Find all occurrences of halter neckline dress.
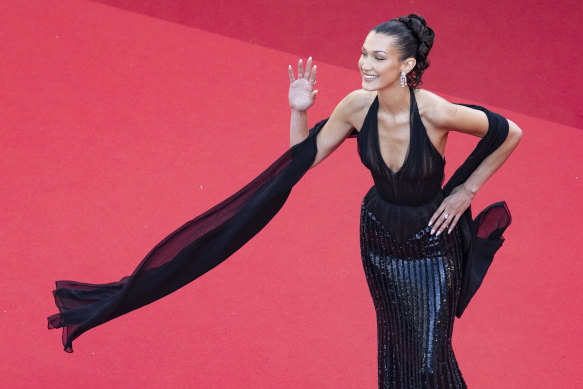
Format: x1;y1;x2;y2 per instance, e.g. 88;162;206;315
357;87;467;388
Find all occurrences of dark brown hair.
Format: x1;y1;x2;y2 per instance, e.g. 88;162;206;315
372;14;435;88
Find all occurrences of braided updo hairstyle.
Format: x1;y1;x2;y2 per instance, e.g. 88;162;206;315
372;14;435;88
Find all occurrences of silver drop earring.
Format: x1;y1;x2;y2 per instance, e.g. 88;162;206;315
400;71;407;87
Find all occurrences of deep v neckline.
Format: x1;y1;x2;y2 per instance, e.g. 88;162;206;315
373;88;415;175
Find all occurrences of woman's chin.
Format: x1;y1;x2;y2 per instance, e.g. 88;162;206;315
361;81;378;91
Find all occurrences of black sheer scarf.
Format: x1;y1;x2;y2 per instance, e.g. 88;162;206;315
444;105;512;318
48;105;510;352
48;119;326;352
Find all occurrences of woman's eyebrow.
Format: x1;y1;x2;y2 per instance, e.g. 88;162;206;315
362;46;387;54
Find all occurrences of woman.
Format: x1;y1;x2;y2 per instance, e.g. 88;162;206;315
287;14;522;388
48;13;520;389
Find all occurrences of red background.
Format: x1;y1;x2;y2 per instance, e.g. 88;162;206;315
1;1;582;388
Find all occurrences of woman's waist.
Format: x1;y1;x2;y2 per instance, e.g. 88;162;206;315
370;177;443;206
361;186;445;244
364;186;443;212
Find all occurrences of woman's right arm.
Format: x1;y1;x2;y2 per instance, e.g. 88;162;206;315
288;58;357;168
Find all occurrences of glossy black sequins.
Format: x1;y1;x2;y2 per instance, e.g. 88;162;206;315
360;203;467;389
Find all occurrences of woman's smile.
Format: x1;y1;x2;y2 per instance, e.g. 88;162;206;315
362;74;380;81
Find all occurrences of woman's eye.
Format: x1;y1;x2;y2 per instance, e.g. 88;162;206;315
375;57;385;61
361;52;367;57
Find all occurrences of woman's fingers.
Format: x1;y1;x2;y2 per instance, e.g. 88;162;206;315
304;57;314;81
435;213;452;236
289;58;316;84
288;57;317;111
304;57;312;79
429;201;455;236
288;65;295;83
309;65;317;85
298;59;304;78
448;213;462;234
428;204;445;228
431;213;446;235
432;212;454;236
430;207;464;236
428;186;472;236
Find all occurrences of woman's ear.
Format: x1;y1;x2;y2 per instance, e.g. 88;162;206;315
402;58;416;74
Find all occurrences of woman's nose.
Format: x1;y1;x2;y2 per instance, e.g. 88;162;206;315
362;57;372;70
360;58;372;70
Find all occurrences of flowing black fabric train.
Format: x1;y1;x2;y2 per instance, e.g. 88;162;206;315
48;91;510;354
47;119;325;352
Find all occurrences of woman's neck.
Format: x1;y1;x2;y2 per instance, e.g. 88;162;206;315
377;84;411;116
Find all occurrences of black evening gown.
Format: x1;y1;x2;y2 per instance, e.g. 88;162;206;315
357;89;466;388
48;86;510;389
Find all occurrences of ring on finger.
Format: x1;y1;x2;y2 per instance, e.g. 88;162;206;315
442;212;449;219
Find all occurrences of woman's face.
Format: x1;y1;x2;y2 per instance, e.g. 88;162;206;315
358;32;408;91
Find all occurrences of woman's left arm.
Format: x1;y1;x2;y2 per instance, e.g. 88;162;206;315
428;102;523;236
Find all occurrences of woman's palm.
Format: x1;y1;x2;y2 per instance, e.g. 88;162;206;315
288;57;317;111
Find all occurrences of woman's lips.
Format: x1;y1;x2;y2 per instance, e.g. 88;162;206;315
362;74;379;81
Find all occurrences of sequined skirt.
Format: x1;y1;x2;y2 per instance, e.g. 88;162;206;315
360;187;467;389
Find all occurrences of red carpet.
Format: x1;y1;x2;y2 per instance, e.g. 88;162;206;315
1;1;581;388
88;0;583;130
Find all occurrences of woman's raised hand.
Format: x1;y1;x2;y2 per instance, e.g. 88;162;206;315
288;57;318;112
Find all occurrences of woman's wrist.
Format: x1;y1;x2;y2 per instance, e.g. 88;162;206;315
291;107;308;115
290;109;308;124
461;182;478;198
290;108;309;146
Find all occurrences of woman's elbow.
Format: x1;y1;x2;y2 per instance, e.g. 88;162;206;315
508;119;523;146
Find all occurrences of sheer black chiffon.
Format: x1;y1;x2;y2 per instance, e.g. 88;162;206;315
48;119;326;352
48;100;510;354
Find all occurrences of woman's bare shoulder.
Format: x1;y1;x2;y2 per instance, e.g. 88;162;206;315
414;89;456;129
415;88;489;136
342;89;376;109
336;89;376;130
415;89;451;113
